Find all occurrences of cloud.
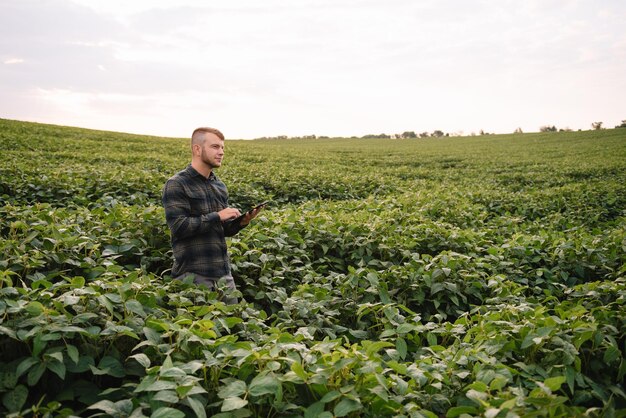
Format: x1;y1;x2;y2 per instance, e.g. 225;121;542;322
3;58;24;64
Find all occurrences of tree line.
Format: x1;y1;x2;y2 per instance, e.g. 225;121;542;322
254;119;626;140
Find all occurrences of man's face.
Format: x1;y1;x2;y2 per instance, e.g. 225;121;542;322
199;133;225;169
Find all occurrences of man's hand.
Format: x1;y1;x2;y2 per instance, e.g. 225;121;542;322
239;206;264;226
218;207;242;222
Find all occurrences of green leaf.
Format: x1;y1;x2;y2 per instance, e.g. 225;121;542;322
218;380;247;399
334;398;362;417
46;351;64;363
447;406;479;417
61;293;81;306
565;366;576;394
396;323;417;334
153;390;179;403
466;389;488;406
544;376;566;392
521;333;537;349
58;325;87;334
97;295;114;314
67;355;94;373
379;285;391;304
71;276;85;288
125;299;147;317
248;373;280;397
33;334;47;357
396;337;407;360
221;396;248;412
25;301;44;316
140;380;177;392
160;367;187;378
129;353;151;368
16;357;39;378
319;390;341;404
151;407;186;418
2;385;28;412
27;362;46;386
362;340;394;356
90;356;125;378
66;344;79;364
0;371;17;390
185;396;207;418
468;381;489;392
0;325;17;339
47;359;66;380
431;269;445;280
603;345;621;364
489;375;508;391
88;400;117;415
305;401;325;418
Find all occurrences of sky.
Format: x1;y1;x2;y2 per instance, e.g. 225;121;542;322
1;0;625;139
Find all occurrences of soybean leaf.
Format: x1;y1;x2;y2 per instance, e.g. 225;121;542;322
16;357;39;378
334;398;362;417
221;397;248;412
544;376;566;392
218;380;247;399
153;390;178;403
184;396;207;418
248;373;280;397
27;362;46;386
151;407;186;418
2;385;28;412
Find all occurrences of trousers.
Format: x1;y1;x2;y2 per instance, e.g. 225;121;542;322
174;272;238;305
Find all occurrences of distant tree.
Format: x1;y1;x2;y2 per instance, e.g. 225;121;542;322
362;133;391;139
591;121;603;130
432;130;444;138
540;125;557;132
514;127;523;134
401;131;417;139
479;129;485;135
419;132;430;138
615;120;626;128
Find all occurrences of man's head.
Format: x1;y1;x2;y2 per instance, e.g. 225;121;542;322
192;127;224;144
191;127;225;174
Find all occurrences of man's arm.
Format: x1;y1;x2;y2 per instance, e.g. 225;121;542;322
162;179;219;240
222;206;263;237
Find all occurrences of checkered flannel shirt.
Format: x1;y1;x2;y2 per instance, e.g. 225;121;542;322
162;165;245;278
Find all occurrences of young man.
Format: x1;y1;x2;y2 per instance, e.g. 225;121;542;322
162;127;262;303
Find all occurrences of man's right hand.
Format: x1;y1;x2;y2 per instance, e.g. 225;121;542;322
218;207;242;222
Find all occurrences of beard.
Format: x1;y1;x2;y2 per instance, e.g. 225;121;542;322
201;148;221;168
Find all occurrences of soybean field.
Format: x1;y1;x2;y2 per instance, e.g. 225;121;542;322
1;118;625;417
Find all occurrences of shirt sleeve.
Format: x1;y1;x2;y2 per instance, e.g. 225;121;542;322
162;178;220;240
223;217;247;237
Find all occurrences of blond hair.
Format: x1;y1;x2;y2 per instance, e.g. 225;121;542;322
191;127;225;146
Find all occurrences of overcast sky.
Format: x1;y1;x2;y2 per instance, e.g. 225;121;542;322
1;0;625;139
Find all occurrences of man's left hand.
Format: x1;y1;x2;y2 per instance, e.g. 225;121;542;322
239;206;263;226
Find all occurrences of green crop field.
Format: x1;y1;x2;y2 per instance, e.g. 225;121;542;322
1;118;625;417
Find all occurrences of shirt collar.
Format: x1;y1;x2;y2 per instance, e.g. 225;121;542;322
186;164;216;181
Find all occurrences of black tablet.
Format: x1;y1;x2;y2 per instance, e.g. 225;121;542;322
228;201;270;225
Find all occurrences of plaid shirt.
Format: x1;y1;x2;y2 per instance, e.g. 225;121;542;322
162;165;245;278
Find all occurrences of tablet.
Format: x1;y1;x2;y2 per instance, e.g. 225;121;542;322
228;201;270;225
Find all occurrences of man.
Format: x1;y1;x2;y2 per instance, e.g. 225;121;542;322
162;127;262;303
